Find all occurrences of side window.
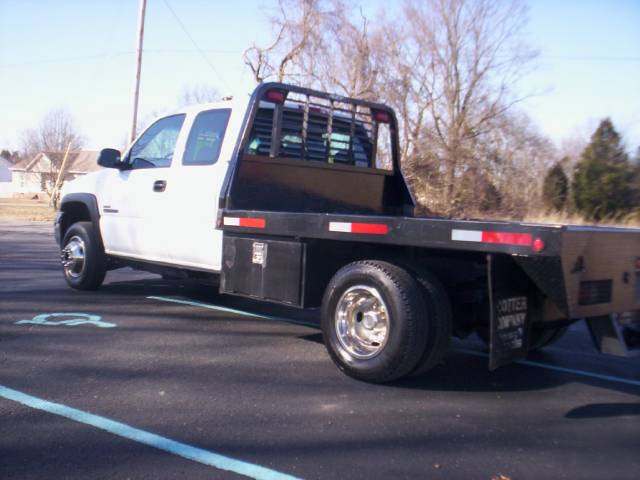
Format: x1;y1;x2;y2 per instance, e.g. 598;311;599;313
128;114;185;169
183;109;231;166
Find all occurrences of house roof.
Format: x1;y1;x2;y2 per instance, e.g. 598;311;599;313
10;156;31;169
11;151;101;174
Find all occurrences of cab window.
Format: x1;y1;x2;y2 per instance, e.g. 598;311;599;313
128;114;185;169
183;109;231;166
246;105;377;168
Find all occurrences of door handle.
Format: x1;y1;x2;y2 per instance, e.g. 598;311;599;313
153;180;167;192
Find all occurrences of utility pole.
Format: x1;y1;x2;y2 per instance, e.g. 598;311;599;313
130;0;147;143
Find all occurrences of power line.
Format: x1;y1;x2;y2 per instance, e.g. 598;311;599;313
0;51;134;69
0;48;244;70
542;55;640;62
145;48;243;55
160;0;231;91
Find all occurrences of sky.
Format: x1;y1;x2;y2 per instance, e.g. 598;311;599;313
0;0;639;155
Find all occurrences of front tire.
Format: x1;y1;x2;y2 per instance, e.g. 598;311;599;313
61;221;106;290
321;260;428;383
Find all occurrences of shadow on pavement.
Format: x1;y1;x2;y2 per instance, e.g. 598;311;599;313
39;276;640;397
565;402;640;419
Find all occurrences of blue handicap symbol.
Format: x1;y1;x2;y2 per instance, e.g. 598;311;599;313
16;313;116;328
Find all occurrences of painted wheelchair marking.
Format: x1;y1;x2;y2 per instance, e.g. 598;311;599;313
15;313;116;328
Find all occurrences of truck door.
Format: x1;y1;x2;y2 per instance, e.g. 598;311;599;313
163;108;232;271
99;114;186;261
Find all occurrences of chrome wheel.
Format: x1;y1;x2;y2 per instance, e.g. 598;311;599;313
61;235;86;279
335;285;390;359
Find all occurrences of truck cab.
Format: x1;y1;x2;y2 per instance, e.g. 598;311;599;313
61;99;245;272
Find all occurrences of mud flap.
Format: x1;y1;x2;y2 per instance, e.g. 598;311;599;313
487;254;536;370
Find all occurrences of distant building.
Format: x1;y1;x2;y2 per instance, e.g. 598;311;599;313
0;156;13;197
10;151;101;196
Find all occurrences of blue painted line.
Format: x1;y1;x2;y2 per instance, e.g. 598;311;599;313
147;296;318;328
0;385;301;480
452;348;640;388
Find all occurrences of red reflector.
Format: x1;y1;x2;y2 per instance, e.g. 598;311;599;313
481;231;532;246
373;111;391;123
532;237;545;252
350;223;389;235
265;89;286;103
239;217;266;228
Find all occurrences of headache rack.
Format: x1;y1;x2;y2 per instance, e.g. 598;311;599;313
221;82;414;216
241;84;397;170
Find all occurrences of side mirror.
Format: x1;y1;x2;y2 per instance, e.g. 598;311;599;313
97;148;123;169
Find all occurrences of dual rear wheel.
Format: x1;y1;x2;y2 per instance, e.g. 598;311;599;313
321;260;451;383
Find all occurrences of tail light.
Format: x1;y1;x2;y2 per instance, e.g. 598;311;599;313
373;110;391;123
264;89;286;103
532;237;545;252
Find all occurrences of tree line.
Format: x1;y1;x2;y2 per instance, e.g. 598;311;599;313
4;0;638;224
543;119;640;222
243;0;639;223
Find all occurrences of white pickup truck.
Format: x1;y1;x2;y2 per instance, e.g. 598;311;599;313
56;83;640;383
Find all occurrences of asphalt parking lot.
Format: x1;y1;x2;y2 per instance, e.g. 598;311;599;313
1;220;639;480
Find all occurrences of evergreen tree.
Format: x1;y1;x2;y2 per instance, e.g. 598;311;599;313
572;119;635;221
542;160;569;211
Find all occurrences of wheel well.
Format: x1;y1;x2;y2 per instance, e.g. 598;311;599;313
303;240;491;336
304;240;483;303
60;201;92;241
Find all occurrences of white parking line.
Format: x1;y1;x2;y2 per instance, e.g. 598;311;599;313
0;385;300;480
452;348;640;388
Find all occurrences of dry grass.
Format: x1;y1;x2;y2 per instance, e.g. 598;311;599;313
1;196;638;230
416;201;640;229
0;197;56;222
523;211;640;228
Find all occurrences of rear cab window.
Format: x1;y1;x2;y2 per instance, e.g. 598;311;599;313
245;93;393;171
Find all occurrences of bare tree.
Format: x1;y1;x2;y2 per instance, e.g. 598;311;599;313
245;0;542;218
384;0;539;215
248;0;382;100
20;109;84;198
21;108;84;159
243;0;323;83
178;83;220;107
243;31;282;83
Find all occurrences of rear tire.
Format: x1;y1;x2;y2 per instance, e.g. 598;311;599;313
528;326;568;351
61;221;106;290
410;270;452;376
321;260;428;383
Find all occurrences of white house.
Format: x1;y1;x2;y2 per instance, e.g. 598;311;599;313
0;156;13;197
10;151;101;196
